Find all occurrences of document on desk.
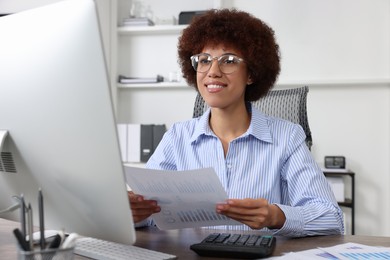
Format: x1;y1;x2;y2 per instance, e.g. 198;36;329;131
272;242;390;259
124;166;240;230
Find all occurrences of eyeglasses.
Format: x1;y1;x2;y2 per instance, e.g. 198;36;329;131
190;53;245;74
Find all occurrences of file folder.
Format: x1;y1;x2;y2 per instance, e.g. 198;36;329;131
152;124;166;152
140;124;153;162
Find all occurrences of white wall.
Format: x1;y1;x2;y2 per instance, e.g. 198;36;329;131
309;84;390;235
231;0;390;82
3;0;390;236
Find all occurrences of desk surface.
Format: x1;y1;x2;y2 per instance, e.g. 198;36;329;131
1;218;390;259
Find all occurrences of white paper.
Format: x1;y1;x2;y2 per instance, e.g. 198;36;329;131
319;242;390;260
273;242;390;259
268;249;331;259
124;166;240;230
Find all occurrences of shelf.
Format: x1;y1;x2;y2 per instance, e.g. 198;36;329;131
338;198;353;208
276;78;390;88
124;162;146;168
322;169;354;176
117;78;390;90
118;79;390;90
117;25;187;36
117;82;188;89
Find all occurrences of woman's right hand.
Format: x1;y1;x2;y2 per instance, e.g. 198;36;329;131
128;191;161;223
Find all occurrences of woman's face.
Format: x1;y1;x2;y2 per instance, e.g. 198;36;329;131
196;44;252;111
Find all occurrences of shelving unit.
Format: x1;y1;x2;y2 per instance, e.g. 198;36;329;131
117;82;188;89
323;170;355;235
111;3;196;126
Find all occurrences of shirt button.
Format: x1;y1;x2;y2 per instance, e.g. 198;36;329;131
226;164;232;169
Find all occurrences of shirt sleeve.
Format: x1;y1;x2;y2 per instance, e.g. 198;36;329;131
271;125;345;237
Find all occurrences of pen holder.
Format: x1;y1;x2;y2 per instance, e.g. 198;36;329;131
17;246;75;260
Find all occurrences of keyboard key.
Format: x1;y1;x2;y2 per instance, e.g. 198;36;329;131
75;237;177;260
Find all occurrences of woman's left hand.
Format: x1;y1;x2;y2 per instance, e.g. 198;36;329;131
216;198;286;230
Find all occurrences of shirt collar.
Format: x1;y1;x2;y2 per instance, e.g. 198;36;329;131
248;105;273;144
190;103;273;144
190;108;214;143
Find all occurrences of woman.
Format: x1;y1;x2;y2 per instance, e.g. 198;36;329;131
129;9;344;237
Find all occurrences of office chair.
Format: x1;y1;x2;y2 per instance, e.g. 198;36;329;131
192;86;313;149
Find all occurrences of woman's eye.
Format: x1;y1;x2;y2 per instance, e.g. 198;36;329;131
222;56;237;64
199;58;211;64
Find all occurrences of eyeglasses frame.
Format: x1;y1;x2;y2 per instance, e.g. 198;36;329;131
190;53;245;74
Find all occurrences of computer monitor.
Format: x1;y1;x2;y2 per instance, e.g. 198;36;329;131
0;0;136;245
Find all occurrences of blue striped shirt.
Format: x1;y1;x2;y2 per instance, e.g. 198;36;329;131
146;104;344;237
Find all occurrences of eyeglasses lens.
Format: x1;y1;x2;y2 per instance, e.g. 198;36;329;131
191;54;242;74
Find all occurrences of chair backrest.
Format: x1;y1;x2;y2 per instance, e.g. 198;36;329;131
192;86;313;149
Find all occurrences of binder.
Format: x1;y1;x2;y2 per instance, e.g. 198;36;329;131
119;123;167;163
152;124;166;152
140;124;153;162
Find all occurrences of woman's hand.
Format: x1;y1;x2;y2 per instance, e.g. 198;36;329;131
128;191;161;223
216;198;286;230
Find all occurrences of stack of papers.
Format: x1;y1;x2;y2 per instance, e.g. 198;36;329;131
122;17;154;26
124;167;240;230
272;242;390;259
118;75;164;84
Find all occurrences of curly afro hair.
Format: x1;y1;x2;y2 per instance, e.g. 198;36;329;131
178;9;281;101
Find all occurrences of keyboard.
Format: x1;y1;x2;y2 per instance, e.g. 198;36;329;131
190;232;276;259
75;237;177;260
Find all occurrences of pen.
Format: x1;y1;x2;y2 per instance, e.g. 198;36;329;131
13;228;30;251
39;188;45;250
20;194;26;240
27;203;33;251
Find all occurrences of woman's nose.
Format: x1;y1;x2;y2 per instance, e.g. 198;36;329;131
207;59;222;77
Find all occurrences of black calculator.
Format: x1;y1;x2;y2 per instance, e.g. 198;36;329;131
190;232;276;259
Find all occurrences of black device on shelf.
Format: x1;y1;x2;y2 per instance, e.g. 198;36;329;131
190;232;276;259
324;156;346;169
178;11;207;24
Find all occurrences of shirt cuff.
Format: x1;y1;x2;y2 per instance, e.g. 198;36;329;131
271;204;305;237
134;218;152;228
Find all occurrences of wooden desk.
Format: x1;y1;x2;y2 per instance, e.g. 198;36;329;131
1;218;390;259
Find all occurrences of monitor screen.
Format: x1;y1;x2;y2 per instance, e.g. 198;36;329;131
0;0;136;245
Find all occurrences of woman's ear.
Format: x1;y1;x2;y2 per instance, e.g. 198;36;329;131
247;75;253;85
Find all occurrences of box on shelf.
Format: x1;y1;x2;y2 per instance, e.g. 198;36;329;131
326;176;345;202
